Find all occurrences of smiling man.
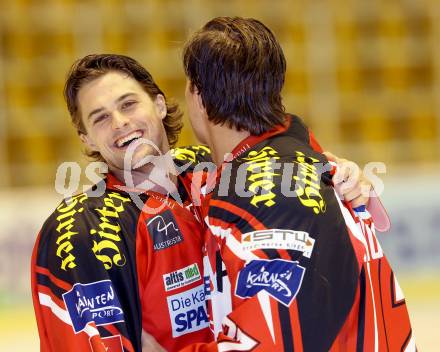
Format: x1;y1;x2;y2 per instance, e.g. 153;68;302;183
69;62;178;192
31;54;213;351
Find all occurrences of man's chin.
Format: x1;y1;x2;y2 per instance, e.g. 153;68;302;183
132;158;151;170
131;153;157;171
125;146;158;170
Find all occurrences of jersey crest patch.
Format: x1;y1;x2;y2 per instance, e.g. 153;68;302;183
235;259;305;306
146;210;183;251
63;280;124;333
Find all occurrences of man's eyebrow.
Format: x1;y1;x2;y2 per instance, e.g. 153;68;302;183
87;93;138;120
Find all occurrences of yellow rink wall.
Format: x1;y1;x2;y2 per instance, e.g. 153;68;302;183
1;0;440;350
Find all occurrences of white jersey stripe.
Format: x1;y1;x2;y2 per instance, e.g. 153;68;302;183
38;292;99;337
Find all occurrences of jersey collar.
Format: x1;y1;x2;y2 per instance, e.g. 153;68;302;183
229;117;291;161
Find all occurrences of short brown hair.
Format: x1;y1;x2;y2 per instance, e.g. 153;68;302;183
183;17;286;135
64;54;183;160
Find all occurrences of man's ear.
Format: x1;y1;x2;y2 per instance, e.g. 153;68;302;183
195;89;205;111
154;94;167;120
79;133;98;152
190;85;206;113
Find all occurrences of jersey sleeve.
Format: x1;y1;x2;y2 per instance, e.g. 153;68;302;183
31;193;140;352
287;114;391;230
331;204;414;351
283;114;323;153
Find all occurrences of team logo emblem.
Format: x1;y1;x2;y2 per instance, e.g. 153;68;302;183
146;210;183;251
63;280;124;333
236;259;305;306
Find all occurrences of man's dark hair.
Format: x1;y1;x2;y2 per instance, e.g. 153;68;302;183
183;17;286;135
64;54;183;160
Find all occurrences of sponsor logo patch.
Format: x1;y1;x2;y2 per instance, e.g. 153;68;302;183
163;263;201;292
241;229;315;258
89;335;123;352
236;259;305;306
166;284;209;337
146;210;183;251
63;280;124;333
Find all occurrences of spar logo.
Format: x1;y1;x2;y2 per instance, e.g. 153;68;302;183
163;263;201;292
63;280;124;333
166;284;209;337
236;259;305;306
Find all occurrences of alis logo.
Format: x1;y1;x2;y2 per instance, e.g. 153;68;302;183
166;271;184;286
63;280;124;333
163;263;201;292
236;259;305;306
146;210;183;251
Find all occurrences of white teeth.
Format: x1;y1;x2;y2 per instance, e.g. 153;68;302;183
116;131;142;148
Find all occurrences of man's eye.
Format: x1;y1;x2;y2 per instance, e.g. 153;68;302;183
121;100;137;110
94;114;109;124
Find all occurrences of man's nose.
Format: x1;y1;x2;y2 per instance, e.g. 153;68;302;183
111;111;129;129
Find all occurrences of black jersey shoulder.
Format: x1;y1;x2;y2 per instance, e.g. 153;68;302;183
36;184;143;349
37;184;143;275
172;145;212;167
210;131;330;233
283;114;311;145
172;145;215;191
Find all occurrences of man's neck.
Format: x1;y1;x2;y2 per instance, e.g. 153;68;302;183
110;153;178;195
206;123;250;166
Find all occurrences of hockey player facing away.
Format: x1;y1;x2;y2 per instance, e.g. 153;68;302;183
32;54;382;351
31;54;214;352
178;17;415;351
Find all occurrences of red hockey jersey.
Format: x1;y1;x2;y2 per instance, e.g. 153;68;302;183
180;116;414;351
31;173;212;351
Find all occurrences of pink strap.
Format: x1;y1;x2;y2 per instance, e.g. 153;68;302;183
367;191;391;232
